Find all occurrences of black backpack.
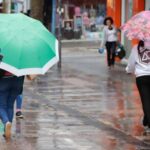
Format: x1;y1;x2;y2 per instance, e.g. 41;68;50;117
116;43;126;60
0;69;5;78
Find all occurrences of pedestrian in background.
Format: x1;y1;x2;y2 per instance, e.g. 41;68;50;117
126;40;150;134
101;17;118;69
16;95;24;119
15;75;36;119
0;69;24;139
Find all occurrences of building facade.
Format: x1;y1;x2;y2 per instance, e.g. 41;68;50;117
54;0;149;42
107;0;148;55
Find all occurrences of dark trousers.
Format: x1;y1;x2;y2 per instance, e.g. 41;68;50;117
106;42;116;67
136;76;150;127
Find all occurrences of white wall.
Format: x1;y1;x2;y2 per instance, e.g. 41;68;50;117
145;0;150;10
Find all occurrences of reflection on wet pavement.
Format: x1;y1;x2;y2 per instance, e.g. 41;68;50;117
0;48;150;150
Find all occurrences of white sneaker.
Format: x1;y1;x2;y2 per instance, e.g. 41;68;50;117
4;122;12;139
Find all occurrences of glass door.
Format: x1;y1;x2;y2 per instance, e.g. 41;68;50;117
124;0;133;56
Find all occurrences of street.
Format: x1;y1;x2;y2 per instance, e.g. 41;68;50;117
0;46;150;150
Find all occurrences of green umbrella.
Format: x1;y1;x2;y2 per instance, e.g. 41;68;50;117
0;13;59;76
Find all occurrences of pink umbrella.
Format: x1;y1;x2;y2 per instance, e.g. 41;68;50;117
121;11;150;41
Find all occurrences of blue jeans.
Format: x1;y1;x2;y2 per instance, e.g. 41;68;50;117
0;76;24;125
16;95;23;110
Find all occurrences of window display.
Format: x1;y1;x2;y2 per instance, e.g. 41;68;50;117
61;0;106;40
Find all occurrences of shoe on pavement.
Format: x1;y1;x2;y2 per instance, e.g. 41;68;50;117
4;122;12;139
144;127;150;136
16;111;24;119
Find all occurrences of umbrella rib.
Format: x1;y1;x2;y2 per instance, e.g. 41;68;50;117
1;34;19;50
17;38;24;70
30;30;56;53
0;28;14;35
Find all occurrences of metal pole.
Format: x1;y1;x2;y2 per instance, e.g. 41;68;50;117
57;0;62;68
51;0;56;35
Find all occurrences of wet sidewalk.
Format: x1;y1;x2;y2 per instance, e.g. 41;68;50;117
0;47;150;150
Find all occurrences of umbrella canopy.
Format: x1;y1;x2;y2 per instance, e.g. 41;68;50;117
0;13;59;76
121;11;150;40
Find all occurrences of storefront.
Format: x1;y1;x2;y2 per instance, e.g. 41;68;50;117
0;0;31;14
11;0;31;14
0;0;2;13
60;0;106;40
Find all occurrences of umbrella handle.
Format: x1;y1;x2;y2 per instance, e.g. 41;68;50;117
0;54;3;62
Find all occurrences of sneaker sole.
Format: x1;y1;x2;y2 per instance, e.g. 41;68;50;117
16;115;24;119
5;123;11;139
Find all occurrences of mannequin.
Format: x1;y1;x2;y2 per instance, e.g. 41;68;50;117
74;6;82;30
83;12;90;29
89;5;96;18
74;6;81;16
64;3;69;20
89;5;96;32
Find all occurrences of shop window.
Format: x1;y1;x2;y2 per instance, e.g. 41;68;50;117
61;0;106;40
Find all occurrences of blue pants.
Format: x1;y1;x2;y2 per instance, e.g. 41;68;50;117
16;95;23;110
0;76;24;125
